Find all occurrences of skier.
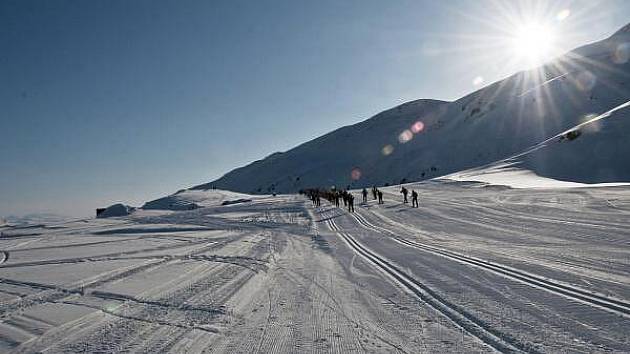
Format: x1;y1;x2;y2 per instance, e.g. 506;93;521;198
334;191;340;207
377;190;384;204
362;188;368;203
348;193;355;213
411;190;419;208
372;186;377;200
401;187;408;204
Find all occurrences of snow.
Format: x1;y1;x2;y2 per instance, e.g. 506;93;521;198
142;189;258;211
446;99;630;188
445;165;630;189
0;185;629;352
2;213;70;226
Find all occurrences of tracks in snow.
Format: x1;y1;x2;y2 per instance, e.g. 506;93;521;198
320;211;531;354
348;210;630;319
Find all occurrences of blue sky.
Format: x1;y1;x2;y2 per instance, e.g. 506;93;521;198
2;0;629;217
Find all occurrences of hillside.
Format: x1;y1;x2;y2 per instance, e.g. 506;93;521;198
195;24;629;194
446;99;630;188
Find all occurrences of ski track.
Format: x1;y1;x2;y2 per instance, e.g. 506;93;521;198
1;191;629;352
15;240;256;353
318;208;531;354
364;191;630;288
0;237;240;352
345;209;630;319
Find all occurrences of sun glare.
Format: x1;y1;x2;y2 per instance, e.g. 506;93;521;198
511;23;556;66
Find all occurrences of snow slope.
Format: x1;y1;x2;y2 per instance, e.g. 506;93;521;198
447;99;630;187
202;24;630;194
195;99;449;193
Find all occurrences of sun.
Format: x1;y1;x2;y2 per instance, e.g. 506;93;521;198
511;22;556;67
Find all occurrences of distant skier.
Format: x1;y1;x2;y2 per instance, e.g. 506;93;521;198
362;188;368;203
411;190;418;208
377;190;384;204
372;186;377;200
334;192;340;207
348;193;355;213
401;187;408;204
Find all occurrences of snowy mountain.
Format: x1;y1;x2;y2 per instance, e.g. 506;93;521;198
194;99;449;193
196;24;630;194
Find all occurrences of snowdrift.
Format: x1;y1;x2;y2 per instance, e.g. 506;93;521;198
97;204;135;218
142;189;257;211
199;24;630;193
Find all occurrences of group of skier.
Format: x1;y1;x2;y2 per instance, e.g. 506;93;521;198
303;188;355;212
302;184;419;211
399;186;419;208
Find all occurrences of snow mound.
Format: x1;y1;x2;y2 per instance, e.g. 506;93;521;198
97;204;135;218
142;189;257;210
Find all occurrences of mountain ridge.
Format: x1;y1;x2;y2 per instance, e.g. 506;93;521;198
171;23;630;198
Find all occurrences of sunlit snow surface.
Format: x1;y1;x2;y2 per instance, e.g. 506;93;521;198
447;165;630;189
0;186;629;353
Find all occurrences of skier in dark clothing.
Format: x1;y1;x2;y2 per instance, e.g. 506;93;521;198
401;187;408;204
372;186;377;200
334;192;340;207
362;188;368;203
342;191;348;207
377;190;384;204
348;193;355;213
411;190;419;208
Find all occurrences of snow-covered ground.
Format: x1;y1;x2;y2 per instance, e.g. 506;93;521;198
445;164;630;189
1;185;628;353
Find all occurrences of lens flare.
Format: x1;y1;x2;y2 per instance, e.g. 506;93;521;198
581;113;601;133
575;71;596;91
411;121;425;134
556;9;570;21
398;129;413;143
104;302;121;312
612;43;630;64
351;167;362;180
382;144;394;156
472;76;484;86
